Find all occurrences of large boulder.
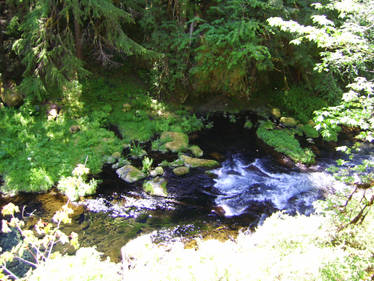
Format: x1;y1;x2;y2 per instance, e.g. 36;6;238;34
143;177;168;197
180;155;219;168
160;131;189;153
116;165;145;183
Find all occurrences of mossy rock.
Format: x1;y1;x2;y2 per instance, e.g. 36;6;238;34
116;165;145;183
180;155;220;168
256;124;315;165
160;131;189;153
189;145;203;157
143;177;168;197
150;166;164;177
173;166;190;176
280;117;298;127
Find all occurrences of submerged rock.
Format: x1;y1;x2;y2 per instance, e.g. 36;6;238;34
173;166;190;176
143;177;168;197
180;155;220;168
116;165;145;183
161;131;189;152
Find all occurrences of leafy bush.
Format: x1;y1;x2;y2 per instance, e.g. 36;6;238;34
269;0;374;141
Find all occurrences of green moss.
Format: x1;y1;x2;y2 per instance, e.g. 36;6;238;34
256;123;315;164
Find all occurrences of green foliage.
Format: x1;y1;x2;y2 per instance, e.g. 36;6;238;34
269;0;374;141
191;0;273;97
82;76;204;143
314;78;374;142
243;120;253;129
0;103;122;193
257;122;315;164
141;157;154;174
129;143;147;159
8;0;147;101
272;86;329;123
300;124;319;139
151;138;169;153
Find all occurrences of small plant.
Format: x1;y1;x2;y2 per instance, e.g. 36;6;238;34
142;157;154;174
57;164;98;201
129;143;147;159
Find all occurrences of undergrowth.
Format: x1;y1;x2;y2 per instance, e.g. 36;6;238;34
0;104;122;193
0;73;205;194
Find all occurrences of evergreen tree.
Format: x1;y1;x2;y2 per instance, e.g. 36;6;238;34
5;0;147;100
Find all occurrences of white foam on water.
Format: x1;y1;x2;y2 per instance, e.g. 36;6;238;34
212;155;347;217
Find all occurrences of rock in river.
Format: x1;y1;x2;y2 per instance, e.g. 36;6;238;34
116;165;145;183
180;155;219;169
173;166;190;176
143;177;168;197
